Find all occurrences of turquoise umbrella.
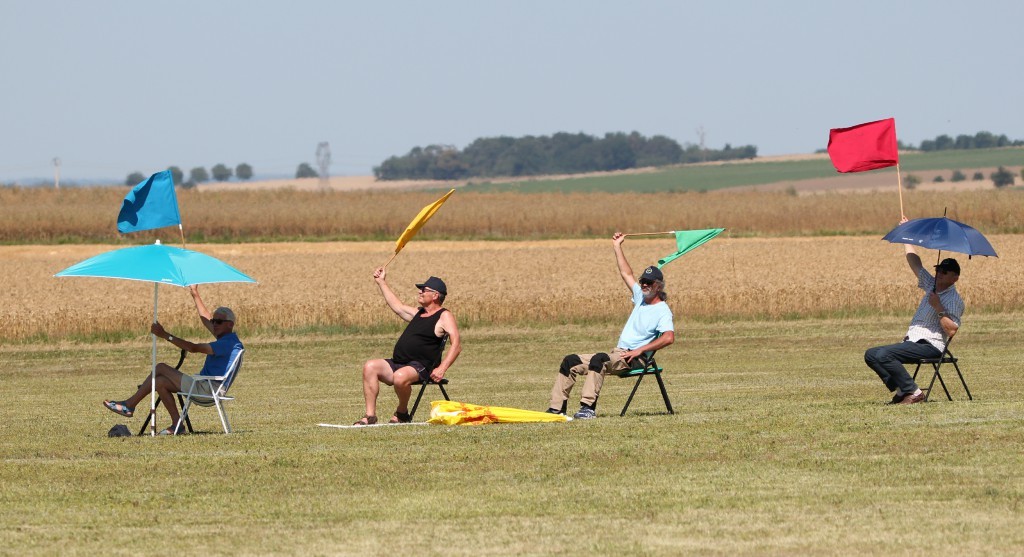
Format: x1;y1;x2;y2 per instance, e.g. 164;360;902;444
56;241;256;435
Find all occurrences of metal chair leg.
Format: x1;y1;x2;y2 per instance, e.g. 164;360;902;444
952;362;973;400
654;372;674;414
620;375;645;417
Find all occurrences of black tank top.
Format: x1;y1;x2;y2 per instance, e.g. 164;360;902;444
392;308;447;366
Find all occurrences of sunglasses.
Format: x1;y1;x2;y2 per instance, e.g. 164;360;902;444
639;280;655;287
210;318;230;325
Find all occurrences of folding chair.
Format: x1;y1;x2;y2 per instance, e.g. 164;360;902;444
912;334;972;402
409;334;451;420
172;349;245;434
138;350;194;436
616;348;674;417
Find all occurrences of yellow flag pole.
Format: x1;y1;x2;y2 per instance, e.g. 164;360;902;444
896;163;905;220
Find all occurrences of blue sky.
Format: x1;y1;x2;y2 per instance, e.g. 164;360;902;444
2;0;1022;182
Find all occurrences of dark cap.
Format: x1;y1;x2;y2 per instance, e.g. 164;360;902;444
416;276;447;295
639;266;664;282
934;258;961;275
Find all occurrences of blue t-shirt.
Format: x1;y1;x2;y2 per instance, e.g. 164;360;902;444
616;283;674;350
199;332;244;377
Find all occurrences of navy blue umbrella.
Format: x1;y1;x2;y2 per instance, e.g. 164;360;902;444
882;217;998;258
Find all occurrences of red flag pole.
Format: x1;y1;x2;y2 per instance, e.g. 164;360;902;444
896;163;905;219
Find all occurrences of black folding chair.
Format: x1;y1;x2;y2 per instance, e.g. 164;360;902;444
912;334;973;402
138;350;194;435
408;334;451;420
616;349;674;416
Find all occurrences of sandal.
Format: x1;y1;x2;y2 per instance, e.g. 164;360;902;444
353;415;378;426
103;400;134;418
389;410;412;424
158;426;181;436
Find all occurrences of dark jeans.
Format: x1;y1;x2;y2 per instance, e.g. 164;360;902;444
865;340;941;394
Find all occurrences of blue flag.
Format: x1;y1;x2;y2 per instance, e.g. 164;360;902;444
117;170;182;233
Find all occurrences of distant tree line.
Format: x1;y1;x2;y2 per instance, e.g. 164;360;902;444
902;131;1024;152
373;132;758;181
125;163;254;188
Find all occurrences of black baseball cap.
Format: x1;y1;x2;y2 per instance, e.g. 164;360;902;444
416;276;447;295
934;258;961;275
639;266;664;282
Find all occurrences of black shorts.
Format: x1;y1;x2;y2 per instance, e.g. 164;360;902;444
385;359;430;382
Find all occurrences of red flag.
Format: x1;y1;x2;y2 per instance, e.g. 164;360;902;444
827;118;898;173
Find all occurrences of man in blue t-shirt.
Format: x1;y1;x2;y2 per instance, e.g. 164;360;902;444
103;285;244;434
547;232;675;419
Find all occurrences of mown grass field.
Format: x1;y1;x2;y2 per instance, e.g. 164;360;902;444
462;148;1024;192
1;315;1022;556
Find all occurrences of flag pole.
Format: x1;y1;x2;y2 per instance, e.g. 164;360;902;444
896;163;905;219
624;231;676;237
179;224;186;249
150;282;158;437
382;251;399;270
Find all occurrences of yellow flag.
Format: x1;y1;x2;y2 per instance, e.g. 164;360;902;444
427;400;571;425
395;189;455;254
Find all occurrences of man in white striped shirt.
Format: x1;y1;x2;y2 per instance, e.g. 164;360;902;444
865;222;965;405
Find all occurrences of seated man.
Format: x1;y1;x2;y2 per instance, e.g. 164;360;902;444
548;232;675;419
865;219;964;405
353;268;461;425
103;285;244;434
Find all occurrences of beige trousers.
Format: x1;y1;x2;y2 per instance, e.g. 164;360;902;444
549;347;631;410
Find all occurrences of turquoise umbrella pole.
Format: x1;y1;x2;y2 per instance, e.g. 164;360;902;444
149;283;158;436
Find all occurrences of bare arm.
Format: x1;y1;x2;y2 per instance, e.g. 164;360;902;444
151;322;215;355
430;311;461;381
373;267;418;322
612;232;637;291
190;285;215;334
622;330;675;363
926;292;960;337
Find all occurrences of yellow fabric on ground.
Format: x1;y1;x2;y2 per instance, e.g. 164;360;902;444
427;400;570;425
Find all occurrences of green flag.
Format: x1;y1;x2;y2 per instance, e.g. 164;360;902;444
657;228;725;268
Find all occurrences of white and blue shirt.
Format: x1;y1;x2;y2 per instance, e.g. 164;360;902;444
616;283;675;350
905;268;964;352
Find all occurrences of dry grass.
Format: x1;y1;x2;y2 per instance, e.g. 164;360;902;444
3;186;1024;244
3;236;1020;342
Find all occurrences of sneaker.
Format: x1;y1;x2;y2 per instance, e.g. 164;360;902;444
573;406;596;420
544;408;565;415
899;391;926;405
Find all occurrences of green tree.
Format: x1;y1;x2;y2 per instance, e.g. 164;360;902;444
972;171;984;180
125;172;145;186
934;134;954;150
211;163;232;182
167;166;184;185
903;174;921;189
296;163;318;178
189;167;210;183
990;166;1015;188
933;175;945;182
950;170;966;182
235;163;253;180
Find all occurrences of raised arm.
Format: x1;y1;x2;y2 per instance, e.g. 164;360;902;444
612;232;637;291
899;217;925;277
429;311;462;382
190;285;215;334
373;266;418;322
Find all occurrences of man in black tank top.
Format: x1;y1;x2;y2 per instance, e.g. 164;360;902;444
353;269;462;425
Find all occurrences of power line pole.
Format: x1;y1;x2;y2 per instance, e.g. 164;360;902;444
53;157;61;190
696;126;707;163
315;142;331;190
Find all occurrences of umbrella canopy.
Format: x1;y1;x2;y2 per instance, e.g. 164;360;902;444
882;217;997;258
55;241;255;436
55;242;256;285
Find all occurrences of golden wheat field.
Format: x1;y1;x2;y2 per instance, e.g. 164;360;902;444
3;186;1024;243
2;235;1020;342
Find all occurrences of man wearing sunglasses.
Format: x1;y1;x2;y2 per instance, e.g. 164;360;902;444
353;268;461;426
865;217;964;405
103;285;243;434
547;231;675;419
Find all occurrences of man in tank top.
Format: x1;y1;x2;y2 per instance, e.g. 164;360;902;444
546;232;675;420
353;270;461;425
